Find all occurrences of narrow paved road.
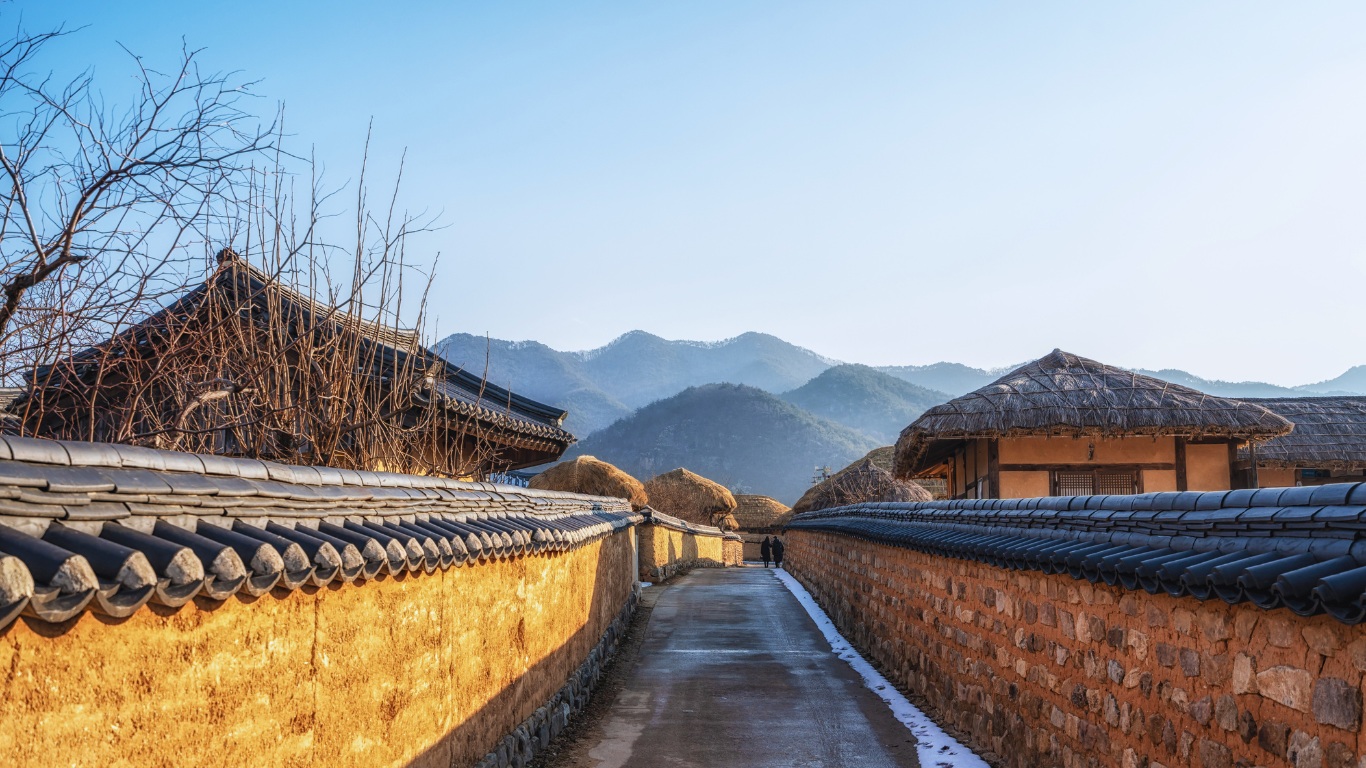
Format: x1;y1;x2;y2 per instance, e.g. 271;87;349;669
577;567;920;768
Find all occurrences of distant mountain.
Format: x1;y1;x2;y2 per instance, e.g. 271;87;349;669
575;331;835;409
565;383;879;505
434;330;835;435
876;360;1366;400
781;364;950;443
432;335;632;437
434;331;1366;440
1299;366;1366;396
1130;369;1302;399
875;362;1000;396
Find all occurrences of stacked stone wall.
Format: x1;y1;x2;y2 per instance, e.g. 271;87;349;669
787;530;1366;768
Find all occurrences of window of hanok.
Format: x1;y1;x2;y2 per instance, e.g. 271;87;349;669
1052;469;1139;497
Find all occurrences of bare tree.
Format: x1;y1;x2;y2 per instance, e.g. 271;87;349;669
0;22;531;478
0;22;273;384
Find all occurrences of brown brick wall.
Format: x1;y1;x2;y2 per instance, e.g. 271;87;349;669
787;530;1366;768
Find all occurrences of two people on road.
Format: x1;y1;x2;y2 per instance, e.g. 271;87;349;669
759;536;784;568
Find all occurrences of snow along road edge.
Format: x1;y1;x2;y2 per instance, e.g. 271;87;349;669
773;567;990;768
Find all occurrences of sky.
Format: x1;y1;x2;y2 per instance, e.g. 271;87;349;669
14;2;1366;385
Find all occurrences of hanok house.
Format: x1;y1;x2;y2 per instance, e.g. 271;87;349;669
6;250;574;477
1235;396;1366;488
893;350;1293;499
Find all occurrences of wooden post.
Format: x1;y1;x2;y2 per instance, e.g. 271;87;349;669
987;438;1000;499
1175;437;1188;492
1248;441;1259;489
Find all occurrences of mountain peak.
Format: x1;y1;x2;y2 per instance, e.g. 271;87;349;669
566;382;878;504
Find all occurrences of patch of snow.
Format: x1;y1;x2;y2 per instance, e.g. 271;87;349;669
638;581;654;588
773;568;990;768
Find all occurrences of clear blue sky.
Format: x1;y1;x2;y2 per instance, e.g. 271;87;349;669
17;1;1366;384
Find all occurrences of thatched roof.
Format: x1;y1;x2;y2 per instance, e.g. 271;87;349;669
1239;397;1366;470
643;468;738;530
732;495;792;530
529;456;649;510
792;459;932;514
895;349;1293;477
853;446;894;473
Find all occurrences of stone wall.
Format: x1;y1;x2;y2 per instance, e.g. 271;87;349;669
636;511;729;581
787;530;1366;768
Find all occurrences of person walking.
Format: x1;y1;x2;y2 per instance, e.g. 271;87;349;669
772;536;785;569
759;536;772;568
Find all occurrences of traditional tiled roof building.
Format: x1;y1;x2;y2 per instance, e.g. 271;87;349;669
7;251;573;476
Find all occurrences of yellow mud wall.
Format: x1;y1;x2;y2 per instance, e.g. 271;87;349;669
638;523;686;571
998;435;1176;464
636;523;726;580
999;470;1050;498
1257;467;1299;488
696;533;723;563
1187;443;1232;491
0;530;637;768
1143;468;1178;492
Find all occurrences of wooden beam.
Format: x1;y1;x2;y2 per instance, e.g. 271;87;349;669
987;438;1000;499
999;463;1175;472
1175;437;1188;492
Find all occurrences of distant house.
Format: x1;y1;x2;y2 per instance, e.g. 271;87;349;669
8;251;574;476
894;350;1293;499
1236;397;1366;487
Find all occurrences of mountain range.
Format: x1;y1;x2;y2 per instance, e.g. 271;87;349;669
435;331;835;436
564;384;880;504
434;330;1366;500
435;330;1365;436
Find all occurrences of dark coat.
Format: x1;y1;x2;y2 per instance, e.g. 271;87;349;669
772;538;785;561
760;538;772;559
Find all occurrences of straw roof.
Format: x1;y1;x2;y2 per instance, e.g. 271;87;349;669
1239;397;1366;470
732;495;792;530
529;456;649;510
895;349;1293;477
854;446;894;473
643;468;738;530
792;459;933;514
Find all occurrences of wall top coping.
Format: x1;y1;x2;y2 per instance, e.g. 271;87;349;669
639;508;728;538
0;436;640;631
787;483;1366;624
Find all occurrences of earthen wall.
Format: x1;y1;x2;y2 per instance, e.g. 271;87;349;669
0;529;637;768
637;522;727;581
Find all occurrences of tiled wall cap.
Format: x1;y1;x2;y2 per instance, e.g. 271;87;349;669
788;482;1366;624
0;439;637;630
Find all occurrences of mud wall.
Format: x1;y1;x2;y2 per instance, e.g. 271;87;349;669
787;530;1366;768
637;521;726;581
0;529;637;768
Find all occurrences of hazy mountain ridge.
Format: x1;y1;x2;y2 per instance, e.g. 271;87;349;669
434;330;838;434
564;383;879;504
433;331;1366;439
782;364;950;443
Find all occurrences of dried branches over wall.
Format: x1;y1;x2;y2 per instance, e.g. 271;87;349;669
0;21;501;477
